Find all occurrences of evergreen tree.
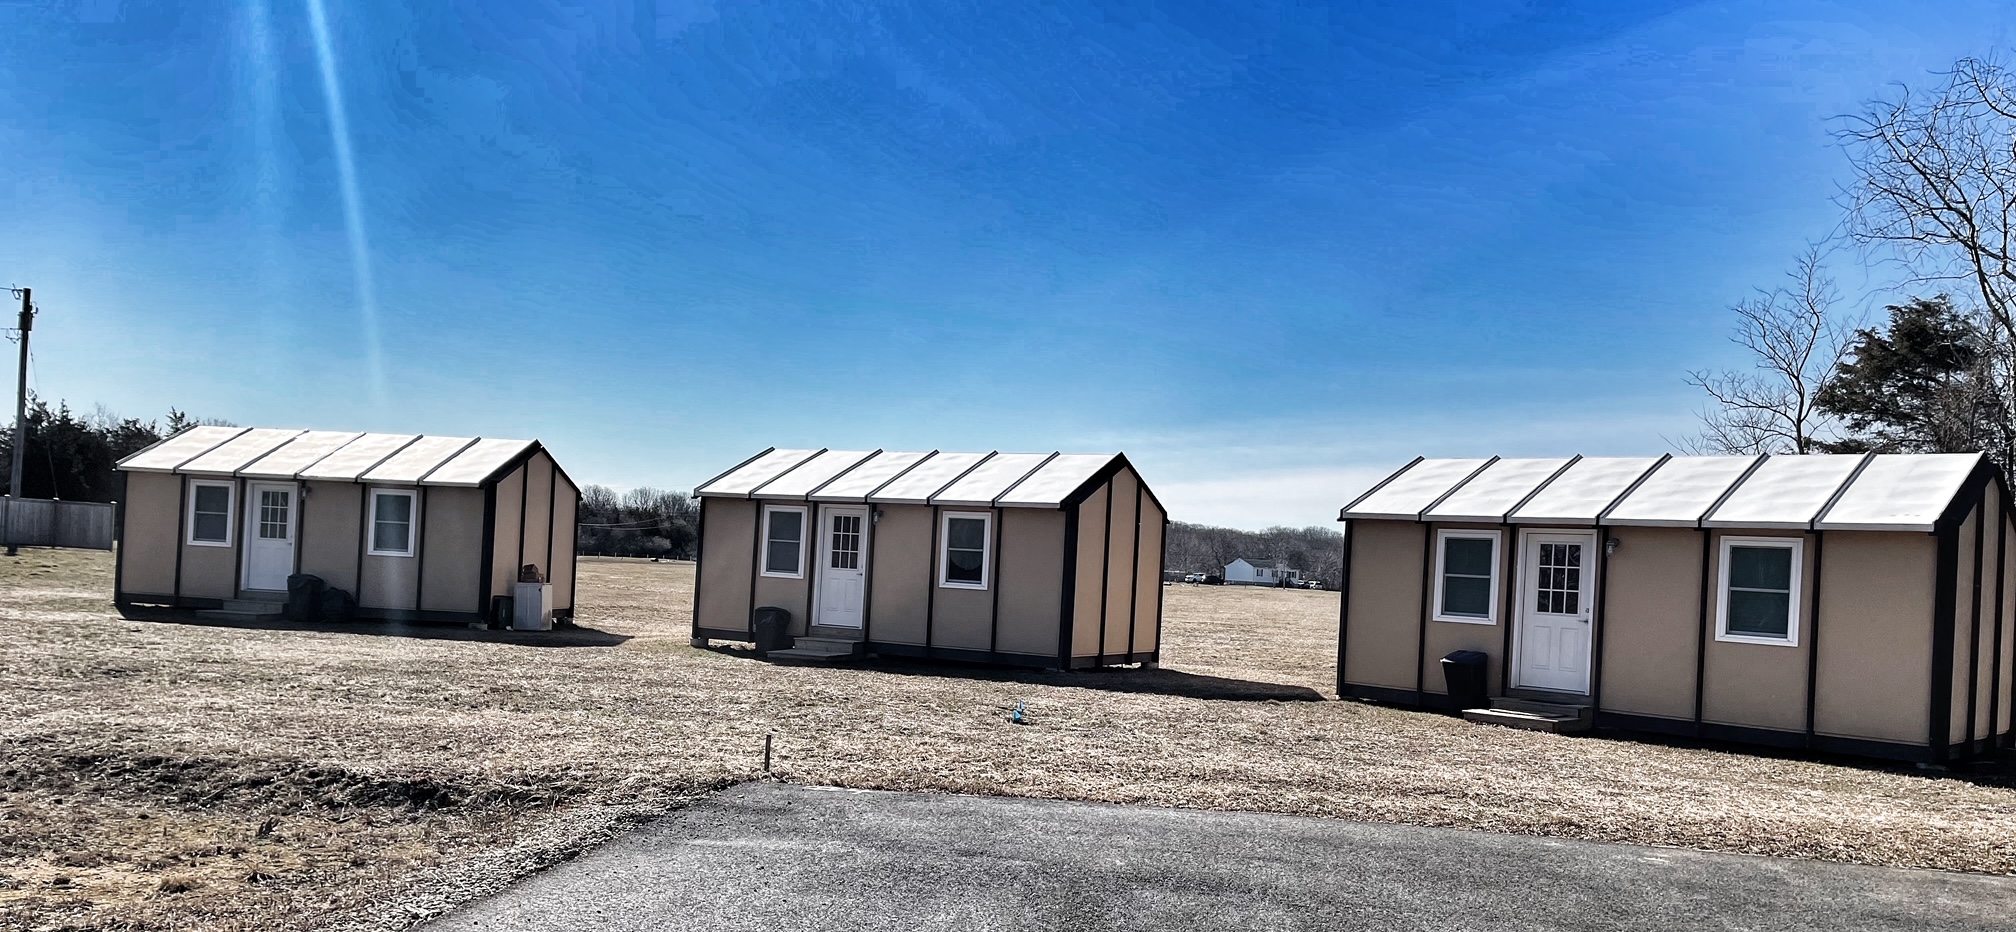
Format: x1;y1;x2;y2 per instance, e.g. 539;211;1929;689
1814;296;2014;467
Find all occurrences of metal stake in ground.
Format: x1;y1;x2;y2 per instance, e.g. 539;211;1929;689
5;286;29;558
764;733;773;772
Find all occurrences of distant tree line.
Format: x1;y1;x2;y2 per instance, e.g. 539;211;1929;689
1165;521;1343;589
576;485;700;559
0;396;228;502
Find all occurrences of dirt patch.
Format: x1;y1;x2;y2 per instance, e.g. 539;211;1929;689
4;548;2016;931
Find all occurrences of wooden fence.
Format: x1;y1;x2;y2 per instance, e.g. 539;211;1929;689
0;497;116;550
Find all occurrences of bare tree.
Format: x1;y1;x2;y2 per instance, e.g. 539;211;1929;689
1685;250;1851;454
1839;56;2016;345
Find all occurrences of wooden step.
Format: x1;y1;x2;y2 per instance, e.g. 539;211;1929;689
1489;697;1592;721
766;636;861;662
1462;707;1592;734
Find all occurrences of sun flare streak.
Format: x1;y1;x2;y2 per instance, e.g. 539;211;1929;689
305;0;386;402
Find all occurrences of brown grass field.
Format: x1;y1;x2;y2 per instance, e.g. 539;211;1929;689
4;549;2016;930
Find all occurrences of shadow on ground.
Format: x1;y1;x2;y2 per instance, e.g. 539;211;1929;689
1588;721;2016;790
115;606;632;648
704;643;1324;702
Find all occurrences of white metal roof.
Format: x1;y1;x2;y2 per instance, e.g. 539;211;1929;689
362;435;482;484
1341;458;1493;520
117;429;548;487
1815;453;1982;532
807;450;935;502
1343;453;1987;532
297;433;421;481
693;448;821;497
933;453;1055;507
1509;456;1666;525
174;428;306;477
855;451;992;505
115;426;249;473
996;454;1120;507
1600;455;1760;527
423;438;539;488
753;450;878;500
237;431;364;480
699;449;1129;508
1702;454;1867;529
1423;457;1574;523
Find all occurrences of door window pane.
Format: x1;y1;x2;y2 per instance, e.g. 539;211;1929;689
765;509;804;575
259;489;290;540
830;514;861;570
1535;542;1582;615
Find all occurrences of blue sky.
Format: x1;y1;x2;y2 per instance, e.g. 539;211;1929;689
3;0;2013;528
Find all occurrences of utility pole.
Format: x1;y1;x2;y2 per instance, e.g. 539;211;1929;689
6;286;28;557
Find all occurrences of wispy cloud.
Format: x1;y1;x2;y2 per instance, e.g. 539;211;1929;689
305;0;386;403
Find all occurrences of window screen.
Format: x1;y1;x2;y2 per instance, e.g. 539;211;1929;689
765;509;804;575
372;492;414;555
1440;536;1494;617
1726;545;1793;638
943;516;987;586
191;485;230;543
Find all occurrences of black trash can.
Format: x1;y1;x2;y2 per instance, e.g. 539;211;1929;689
1440;650;1490;714
751;606;793;654
318;586;356;624
284;574;325;623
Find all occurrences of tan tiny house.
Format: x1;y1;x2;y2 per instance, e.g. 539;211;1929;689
691;448;1166;668
114;426;579;625
1337;453;2015;764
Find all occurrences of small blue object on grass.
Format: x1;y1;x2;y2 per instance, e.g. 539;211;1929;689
1010;701;1027;725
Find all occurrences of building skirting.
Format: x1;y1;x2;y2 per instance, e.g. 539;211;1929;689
1341;685;1950;763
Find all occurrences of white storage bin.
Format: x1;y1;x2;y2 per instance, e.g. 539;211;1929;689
512;581;552;631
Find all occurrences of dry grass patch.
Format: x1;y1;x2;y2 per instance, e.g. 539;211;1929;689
2;549;2015;930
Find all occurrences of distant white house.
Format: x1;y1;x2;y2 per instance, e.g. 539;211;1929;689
1224;557;1299;586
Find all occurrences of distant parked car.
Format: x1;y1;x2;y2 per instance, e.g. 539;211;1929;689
1183;572;1202;583
1300;579;1326;590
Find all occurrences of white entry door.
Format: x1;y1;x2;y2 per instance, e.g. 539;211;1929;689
242;482;297;592
815;506;868;629
1514;531;1595;694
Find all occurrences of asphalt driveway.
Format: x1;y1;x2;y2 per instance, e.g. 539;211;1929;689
420;782;2016;932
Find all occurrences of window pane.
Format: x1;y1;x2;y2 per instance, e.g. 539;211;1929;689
373;520;409;553
192;512;228;542
946;549;984;582
194;485;229;515
946;517;986;550
375;493;411;524
1728;590;1791;637
1444;537;1493;577
1729;546;1792;591
765;539;799;574
764;510;803;574
768;511;802;544
1442;575;1491;616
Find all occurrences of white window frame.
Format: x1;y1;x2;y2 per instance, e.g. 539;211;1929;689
760;504;808;579
1715;535;1802;647
367;488;419;558
1432;528;1501;625
186;480;235;547
938;510;992;590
